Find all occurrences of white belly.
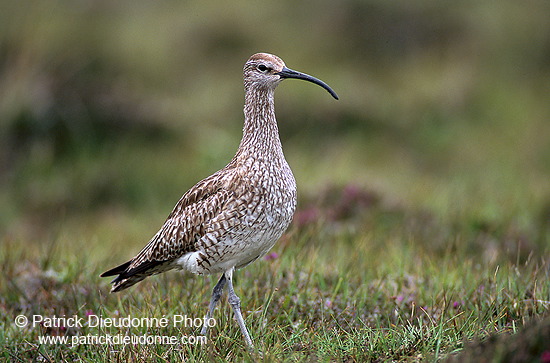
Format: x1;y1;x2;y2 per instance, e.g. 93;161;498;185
177;198;294;275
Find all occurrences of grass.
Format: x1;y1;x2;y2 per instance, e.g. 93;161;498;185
1;187;548;361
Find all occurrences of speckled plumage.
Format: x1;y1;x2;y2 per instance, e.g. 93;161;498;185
101;53;338;348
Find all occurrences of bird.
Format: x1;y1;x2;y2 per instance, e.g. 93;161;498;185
101;52;338;348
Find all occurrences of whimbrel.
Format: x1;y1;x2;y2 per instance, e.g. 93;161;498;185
101;53;338;348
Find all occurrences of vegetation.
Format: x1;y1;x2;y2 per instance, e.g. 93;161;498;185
1;0;549;361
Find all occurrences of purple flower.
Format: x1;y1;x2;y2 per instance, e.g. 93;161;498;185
295;207;320;226
264;252;279;261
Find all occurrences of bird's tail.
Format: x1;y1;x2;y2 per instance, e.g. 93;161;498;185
100;260;154;292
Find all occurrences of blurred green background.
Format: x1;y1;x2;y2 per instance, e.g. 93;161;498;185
1;0;549;250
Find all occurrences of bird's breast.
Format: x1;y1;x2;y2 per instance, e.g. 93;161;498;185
181;158;297;275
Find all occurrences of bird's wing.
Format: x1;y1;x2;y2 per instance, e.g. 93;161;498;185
101;168;246;284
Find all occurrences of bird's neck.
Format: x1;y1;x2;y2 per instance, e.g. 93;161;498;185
235;87;285;162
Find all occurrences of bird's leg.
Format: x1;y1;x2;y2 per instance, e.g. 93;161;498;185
200;274;226;336
225;268;254;348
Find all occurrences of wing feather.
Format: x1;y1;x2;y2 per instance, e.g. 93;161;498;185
101;169;242;291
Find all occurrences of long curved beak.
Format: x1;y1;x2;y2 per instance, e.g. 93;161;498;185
276;67;339;100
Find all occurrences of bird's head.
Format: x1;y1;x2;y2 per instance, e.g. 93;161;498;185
243;53;338;100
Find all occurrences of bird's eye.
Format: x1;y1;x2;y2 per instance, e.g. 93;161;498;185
257;64;269;73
